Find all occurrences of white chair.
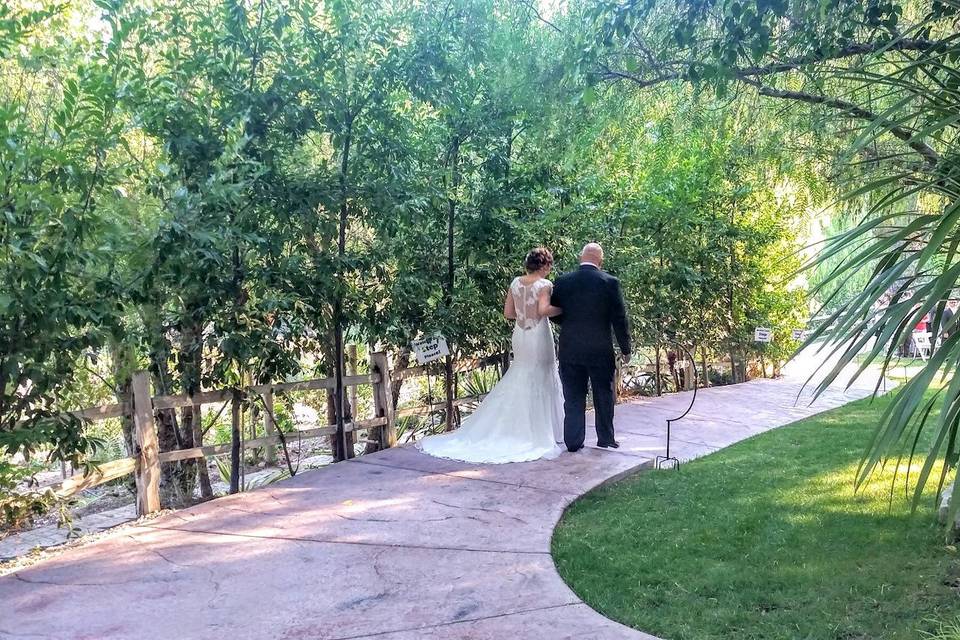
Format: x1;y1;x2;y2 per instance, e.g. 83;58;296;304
912;332;932;360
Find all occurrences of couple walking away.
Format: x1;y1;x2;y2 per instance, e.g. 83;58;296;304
419;243;632;464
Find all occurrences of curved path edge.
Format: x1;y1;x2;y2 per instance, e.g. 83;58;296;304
0;366;882;640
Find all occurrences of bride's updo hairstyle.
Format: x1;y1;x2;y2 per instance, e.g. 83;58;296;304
524;247;554;274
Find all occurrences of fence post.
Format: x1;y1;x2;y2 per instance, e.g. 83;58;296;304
369;351;396;450
131;370;161;515
263;388;277;465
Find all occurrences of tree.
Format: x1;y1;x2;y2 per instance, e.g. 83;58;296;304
0;1;132;491
0;0;824;526
579;0;960;524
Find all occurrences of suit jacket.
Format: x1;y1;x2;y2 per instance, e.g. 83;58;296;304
551;264;631;367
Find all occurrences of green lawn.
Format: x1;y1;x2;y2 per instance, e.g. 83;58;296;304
853;353;926;370
552;394;960;640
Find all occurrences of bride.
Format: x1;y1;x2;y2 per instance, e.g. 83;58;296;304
418;247;565;463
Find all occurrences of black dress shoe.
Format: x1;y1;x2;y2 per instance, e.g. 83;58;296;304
567;445;584;453
597;441;620;449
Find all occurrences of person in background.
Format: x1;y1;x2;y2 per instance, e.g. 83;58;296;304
942;300;957;339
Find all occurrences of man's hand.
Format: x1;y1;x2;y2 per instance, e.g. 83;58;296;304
619;353;631;366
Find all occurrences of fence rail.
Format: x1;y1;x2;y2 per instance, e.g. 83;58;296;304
37;350;504;511
34;349;733;509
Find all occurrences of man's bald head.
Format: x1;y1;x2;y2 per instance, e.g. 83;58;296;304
580;243;604;267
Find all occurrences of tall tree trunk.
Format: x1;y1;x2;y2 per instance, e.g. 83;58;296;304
328;387;354;460
701;347;709;388
189;402;212;499
180;320;211;499
109;340;137;495
230;389;241;494
390;348;411;410
654;345;662;396
332;118;354;460
143;309;194;507
109;340;136;456
228;194;246;490
348;344;358;427
443;135;460;432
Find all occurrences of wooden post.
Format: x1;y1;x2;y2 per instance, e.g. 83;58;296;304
263;389;277;465
131;370;161;515
369;351;396;450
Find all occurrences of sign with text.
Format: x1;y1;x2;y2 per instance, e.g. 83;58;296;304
754;327;773;343
412;335;450;364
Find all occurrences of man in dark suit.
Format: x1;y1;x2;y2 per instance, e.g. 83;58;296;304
942;300;957;338
550;243;631;452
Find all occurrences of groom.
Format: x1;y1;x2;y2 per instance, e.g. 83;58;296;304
550;243;631;452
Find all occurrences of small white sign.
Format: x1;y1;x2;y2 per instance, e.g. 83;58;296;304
791;329;803;341
412;335;449;364
754;327;773;343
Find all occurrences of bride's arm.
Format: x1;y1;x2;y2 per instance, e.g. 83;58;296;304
504;288;517;320
538;286;562;318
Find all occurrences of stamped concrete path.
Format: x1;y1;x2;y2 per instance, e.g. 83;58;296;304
1;352;883;640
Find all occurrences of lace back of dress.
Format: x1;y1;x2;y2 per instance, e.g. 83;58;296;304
512;278;547;330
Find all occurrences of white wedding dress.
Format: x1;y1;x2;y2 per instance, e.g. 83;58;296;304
418;277;564;463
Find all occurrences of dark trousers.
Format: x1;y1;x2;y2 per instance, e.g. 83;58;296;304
559;361;616;450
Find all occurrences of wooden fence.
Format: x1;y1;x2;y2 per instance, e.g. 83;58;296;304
44;351;505;515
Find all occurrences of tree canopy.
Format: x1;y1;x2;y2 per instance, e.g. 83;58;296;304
7;0;943;520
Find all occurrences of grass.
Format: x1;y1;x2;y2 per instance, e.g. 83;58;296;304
924;617;960;640
853;353;926;370
552;393;960;640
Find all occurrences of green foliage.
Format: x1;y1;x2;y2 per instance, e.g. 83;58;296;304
214;456;289;491
0;0;812;514
0;0;130;467
924;617;960;640
543;87;809;365
0;458;55;528
581;0;960;524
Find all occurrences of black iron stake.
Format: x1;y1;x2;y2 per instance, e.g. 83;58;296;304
656;342;698;471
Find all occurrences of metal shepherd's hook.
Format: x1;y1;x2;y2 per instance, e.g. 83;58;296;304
655;341;699;470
